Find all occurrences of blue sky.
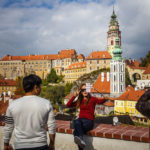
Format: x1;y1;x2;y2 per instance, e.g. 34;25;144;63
0;0;150;60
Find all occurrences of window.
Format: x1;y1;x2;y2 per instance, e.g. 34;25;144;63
114;75;116;81
111;40;114;45
121;85;123;92
121;75;123;82
97;60;99;64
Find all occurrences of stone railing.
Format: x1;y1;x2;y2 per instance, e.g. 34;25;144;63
0;120;150;150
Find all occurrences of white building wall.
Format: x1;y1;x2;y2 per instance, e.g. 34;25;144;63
110;60;126;97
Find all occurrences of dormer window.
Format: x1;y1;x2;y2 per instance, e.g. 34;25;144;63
103;54;106;58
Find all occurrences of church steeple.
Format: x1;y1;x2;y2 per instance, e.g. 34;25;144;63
107;8;121;57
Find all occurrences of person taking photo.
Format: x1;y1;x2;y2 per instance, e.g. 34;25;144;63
66;83;108;150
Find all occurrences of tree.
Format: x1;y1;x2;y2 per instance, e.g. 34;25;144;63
65;83;73;96
0;74;4;79
57;75;64;83
140;50;150;67
125;68;132;86
40;85;65;105
15;76;25;96
42;79;48;86
47;69;58;83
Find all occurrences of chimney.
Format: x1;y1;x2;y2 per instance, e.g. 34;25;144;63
9;55;11;60
101;72;104;82
107;72;109;82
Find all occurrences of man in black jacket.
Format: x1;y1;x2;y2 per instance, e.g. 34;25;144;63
136;88;150;119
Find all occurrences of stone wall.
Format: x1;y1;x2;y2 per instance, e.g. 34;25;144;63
0;120;150;150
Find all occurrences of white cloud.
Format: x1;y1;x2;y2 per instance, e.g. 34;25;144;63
0;0;150;60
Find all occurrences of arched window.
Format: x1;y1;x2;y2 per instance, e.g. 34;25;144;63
114;75;116;81
114;65;116;71
111;40;114;45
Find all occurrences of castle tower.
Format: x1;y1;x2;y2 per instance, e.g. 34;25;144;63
110;37;125;97
107;8;121;57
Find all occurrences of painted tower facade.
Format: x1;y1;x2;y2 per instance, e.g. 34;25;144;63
107;9;121;57
110;37;125;97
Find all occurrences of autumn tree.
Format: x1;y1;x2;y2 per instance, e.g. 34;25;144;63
140;50;150;67
15;76;25;96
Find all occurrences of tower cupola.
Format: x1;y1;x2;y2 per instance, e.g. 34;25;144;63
113;37;123;61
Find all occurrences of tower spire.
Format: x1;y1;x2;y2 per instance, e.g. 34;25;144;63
107;9;121;57
113;5;115;14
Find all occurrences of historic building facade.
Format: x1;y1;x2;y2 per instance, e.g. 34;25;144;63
0;49;78;79
86;51;112;73
0;79;16;95
64;62;87;83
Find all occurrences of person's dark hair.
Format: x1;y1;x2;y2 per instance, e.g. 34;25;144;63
23;74;42;93
76;83;91;109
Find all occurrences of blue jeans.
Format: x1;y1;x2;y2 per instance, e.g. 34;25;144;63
73;118;94;150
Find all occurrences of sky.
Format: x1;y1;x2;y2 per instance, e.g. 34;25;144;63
0;0;150;60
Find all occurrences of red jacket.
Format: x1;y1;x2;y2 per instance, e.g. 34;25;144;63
66;96;106;120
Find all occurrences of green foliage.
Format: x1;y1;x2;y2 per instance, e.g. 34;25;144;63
46;69;64;83
47;69;58;83
40;85;65;105
140;50;150;67
125;68;132;86
57;75;64;83
109;111;115;116
42;79;48;86
15;76;25;96
65;83;73;96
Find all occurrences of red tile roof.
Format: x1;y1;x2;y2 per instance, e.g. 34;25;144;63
77;54;85;59
116;90;145;101
143;64;150;74
125;59;146;70
1;49;77;61
104;101;114;107
66;62;86;70
91;72;110;93
126;85;134;91
87;51;112;60
59;49;76;59
1;54;58;61
0;79;17;86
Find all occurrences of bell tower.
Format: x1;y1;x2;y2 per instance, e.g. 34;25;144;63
107;8;121;57
110;37;125;98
